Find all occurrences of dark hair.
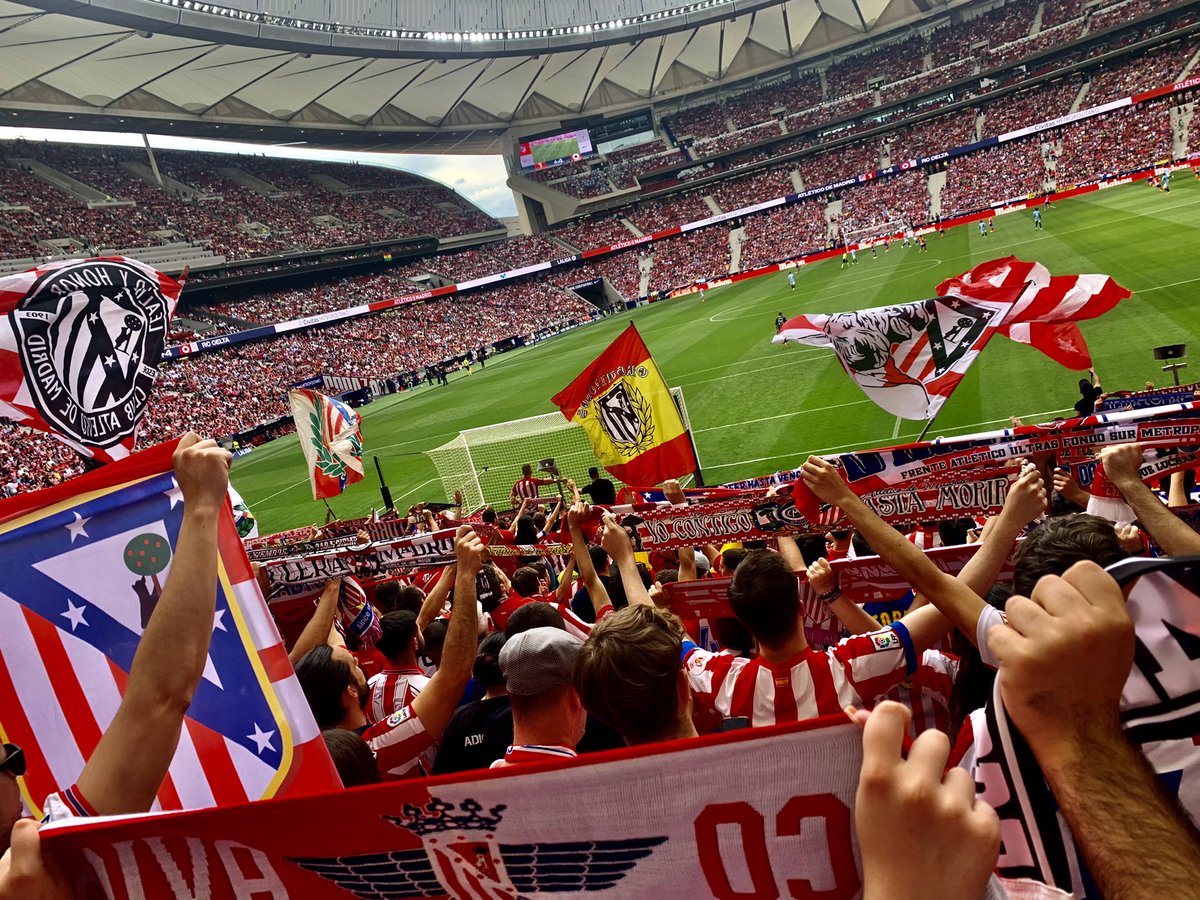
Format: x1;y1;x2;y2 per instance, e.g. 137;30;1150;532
1079;378;1092;394
532;512;548;531
375;610;419;661
322;729;380;787
938;517;973;547
799;536;826;566
423;619;449;653
655;568;679;585
374;580;401;613
481;508;498;524
522;464;534;476
635;561;654;588
396;585;426;614
514;515;539;545
589;546;609;573
728;551;800;649
743;540;768;550
506;600;566;637
474;632;507;688
851;531;875;557
721;547;748;573
1013;514;1129;596
511;567;541;598
295;646;352;729
588;467;600;478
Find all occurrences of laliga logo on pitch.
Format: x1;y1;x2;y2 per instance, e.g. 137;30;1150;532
11;260;168;448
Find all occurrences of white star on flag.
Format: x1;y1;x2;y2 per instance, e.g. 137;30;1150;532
65;512;90;543
163;479;184;509
61;600;88;632
212;609;227;633
247;723;276;755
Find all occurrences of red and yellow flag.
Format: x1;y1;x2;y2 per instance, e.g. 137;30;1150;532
552;324;697;486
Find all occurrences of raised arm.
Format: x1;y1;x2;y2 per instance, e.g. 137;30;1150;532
410;527;482;740
288;578;342;664
417;564;455;630
568;500;612;615
75;434;231;816
554;554;576;604
806;557;880;635
990;561;1200;897
1099;444;1200;556
662;479;698;582
600;513;652;607
800;457;955;652
775;534;808;575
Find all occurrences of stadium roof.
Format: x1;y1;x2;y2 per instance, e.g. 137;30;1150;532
0;0;957;152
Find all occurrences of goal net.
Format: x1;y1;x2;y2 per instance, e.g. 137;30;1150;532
425;386;696;512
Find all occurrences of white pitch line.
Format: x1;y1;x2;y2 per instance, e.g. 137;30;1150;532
703;406;1074;471
695;398;873;433
390;477;440;504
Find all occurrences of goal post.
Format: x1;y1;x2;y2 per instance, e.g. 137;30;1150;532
425;386;698;511
841;221;906;246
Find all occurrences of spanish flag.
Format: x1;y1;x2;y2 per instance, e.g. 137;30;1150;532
552;324;698;486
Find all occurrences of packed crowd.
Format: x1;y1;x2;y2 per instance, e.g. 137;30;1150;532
0;142;501;264
736;198;830;271
835;170;932;240
1054;103;1175;185
9;411;1200;898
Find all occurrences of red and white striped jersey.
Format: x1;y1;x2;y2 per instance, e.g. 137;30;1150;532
360;704;434;781
366;666;430;724
512;476;553;500
905;526;943;550
882;649;959;737
682;625;916;726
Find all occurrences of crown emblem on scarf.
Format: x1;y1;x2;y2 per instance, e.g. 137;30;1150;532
386;798;507;836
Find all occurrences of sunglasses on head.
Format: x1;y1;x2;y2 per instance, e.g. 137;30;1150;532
0;743;24;777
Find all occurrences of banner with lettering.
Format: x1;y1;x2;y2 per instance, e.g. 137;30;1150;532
1099;382;1200;412
43;715;867;900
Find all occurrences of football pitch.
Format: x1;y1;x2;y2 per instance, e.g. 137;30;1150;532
533;137;581;164
233;179;1200;533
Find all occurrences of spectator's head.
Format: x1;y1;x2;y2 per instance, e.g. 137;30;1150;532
1013;514;1129;596
522;464;534;478
589;546;610;576
506;600;566;638
712;616;754;657
532;512;548;532
396;585;426;615
373;580;401;613
720;547;748;575
295;644;369;729
474;632;507;694
588;467;600;481
481;507;498;525
511;567;541;598
574;606;696;746
939;518;973;547
501;627;586;750
514;515;539;544
321;729;380;787
423;619;449;668
728;550;801;652
374;610;422;664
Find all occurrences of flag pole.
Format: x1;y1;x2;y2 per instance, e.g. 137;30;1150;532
322;499;338;523
916;414;940;443
374;455;394;511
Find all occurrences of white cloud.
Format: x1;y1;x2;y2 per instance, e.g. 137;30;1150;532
0;126;518;218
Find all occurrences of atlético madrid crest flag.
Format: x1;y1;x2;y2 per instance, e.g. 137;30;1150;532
0;440;340;819
552;324;697;486
289;388;365;500
0;256;183;462
773;257;1130;421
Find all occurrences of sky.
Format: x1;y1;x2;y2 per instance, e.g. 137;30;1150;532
0;127;519;219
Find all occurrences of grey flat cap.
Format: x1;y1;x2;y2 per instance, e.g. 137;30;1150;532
499;626;583;696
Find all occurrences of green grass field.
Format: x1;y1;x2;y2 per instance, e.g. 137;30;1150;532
233;179;1200;533
532;137;581;165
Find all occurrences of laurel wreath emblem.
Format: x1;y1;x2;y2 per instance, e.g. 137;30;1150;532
611;384;655;458
310;412;347;478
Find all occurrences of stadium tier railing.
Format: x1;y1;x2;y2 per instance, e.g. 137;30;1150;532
162;73;1200;363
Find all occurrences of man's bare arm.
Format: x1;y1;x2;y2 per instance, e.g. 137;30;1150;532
417;564;455;630
991;561;1200;897
1100;444;1200;556
806;557;880;635
567;501;612;615
600;513;652;607
288;578;342;664
411;528;482;740
76;434;231;815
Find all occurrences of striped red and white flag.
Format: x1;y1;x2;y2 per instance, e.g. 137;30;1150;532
0;257;183;462
0;441;339;818
774;257;1131;421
